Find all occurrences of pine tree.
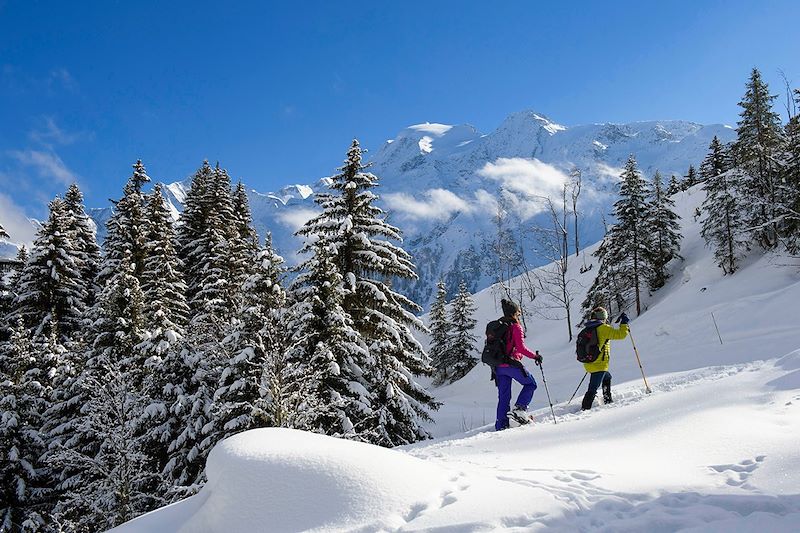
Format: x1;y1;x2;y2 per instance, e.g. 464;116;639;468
96;160;151;288
10;197;86;343
50;251;156;529
666;175;681;196
167;162;237;494
210;237;288;444
645;171;682;290
229;181;260;307
286;241;371;437
428;281;451;386
733;67;785;249
297;140;438;447
781;89;800;253
601;155;652;316
0;222;8;239
139;183;188;361
63;183;101;309
445;281;478;383
682;165;699;190
0;319;51;532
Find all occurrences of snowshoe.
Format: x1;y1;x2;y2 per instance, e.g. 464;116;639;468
507;408;534;428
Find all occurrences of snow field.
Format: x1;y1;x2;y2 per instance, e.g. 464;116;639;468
112;182;800;531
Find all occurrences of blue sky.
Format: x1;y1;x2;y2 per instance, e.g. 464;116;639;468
1;0;799;227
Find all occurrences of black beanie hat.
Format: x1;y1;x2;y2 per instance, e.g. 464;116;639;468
501;298;520;317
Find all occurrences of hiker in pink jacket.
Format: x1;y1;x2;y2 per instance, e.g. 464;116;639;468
494;299;542;430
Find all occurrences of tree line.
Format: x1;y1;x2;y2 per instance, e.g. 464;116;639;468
585;67;800;319
0;141;439;532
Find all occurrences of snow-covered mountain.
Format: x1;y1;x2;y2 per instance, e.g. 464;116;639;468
152;111;737;307
111;176;800;533
3;109;733;307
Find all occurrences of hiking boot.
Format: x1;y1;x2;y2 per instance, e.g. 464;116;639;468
581;390;596;411
602;377;612;404
508;407;533;427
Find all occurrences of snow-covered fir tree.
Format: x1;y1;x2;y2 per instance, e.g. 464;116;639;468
297;140;438;447
0;319;51;532
645;170;682;290
63;183;101;309
733;67;785;250
428;280;451;386
780;89;800;253
49;251;153;529
286;241;371;437
700;137;750;274
588;156;653;316
10;197;86;343
167;162;238;494
444;280;478;384
139;183;188;361
0;222;8;239
229;181;260;306
683;164;699;190
210;236;287;445
666;174;681;196
50;371;160;532
96;160;151;288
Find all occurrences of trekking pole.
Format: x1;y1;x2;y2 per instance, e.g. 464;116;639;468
628;329;652;394
536;351;557;425
567;372;588;405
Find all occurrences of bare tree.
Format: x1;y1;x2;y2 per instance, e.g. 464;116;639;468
570;167;583;257
528;185;580;341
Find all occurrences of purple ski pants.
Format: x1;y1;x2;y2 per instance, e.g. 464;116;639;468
495;365;537;430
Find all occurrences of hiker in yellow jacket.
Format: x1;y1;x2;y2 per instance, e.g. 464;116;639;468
581;306;629;410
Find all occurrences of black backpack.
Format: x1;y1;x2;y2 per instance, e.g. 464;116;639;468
481;318;520;368
575;324;608;363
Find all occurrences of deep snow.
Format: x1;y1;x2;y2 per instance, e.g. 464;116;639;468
112;185;800;532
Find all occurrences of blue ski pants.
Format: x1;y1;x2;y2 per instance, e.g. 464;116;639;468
495;365;537;430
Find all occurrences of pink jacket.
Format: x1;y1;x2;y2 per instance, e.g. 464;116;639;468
501;322;537;365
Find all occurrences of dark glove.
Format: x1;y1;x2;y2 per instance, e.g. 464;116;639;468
534;352;543;366
618;313;630;325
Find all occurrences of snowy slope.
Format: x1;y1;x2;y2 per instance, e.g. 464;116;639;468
78;110;735;306
112;180;800;532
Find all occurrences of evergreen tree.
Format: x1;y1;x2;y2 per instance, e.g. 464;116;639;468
297;140;438;447
139;183;188;360
645;171;682;290
10;198;86;342
286;241;371;437
0;320;51;532
50;248;158;529
733;67;785;249
229;181;260;306
63;183;101;309
167;163;237;494
445;281;478;383
210;237;287;444
428;281;450;386
598;155;653;316
682;165;699;190
0;222;8;239
666;174;681;196
781;89;800;253
701;167;750;274
96;160;150;288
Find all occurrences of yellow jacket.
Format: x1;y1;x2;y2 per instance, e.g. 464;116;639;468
582;322;629;373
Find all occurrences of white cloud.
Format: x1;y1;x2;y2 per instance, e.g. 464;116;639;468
477;157;569;198
274;207;319;231
384;189;474;221
594;162;625;181
9;149;78;185
0;193;37;246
